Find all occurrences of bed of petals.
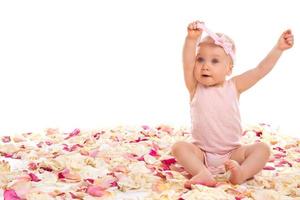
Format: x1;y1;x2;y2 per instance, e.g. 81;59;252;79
1;124;300;200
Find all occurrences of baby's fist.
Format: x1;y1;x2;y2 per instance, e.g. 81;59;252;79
276;29;294;51
187;20;204;40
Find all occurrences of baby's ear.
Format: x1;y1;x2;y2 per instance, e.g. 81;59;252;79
227;65;233;76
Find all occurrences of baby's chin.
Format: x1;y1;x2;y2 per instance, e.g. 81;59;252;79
198;79;223;87
197;78;215;86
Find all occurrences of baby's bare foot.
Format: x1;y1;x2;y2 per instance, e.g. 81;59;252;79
184;168;217;189
224;160;244;185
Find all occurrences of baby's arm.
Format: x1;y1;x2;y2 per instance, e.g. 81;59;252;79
233;30;294;94
183;21;203;98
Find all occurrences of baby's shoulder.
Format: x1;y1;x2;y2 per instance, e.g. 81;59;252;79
227;78;240;98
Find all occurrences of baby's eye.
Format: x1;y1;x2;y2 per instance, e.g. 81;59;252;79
197;57;204;63
212;58;219;64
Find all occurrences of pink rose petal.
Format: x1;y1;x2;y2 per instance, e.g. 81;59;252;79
70;144;83;151
122;153;138;161
92;132;101;140
255;131;263;137
58;168;80;181
86;185;106;197
4;189;21;200
161;164;170;171
142;125;150;130
46;128;59;135
137;156;145;161
274;153;286;159
155;171;166;179
58;168;70;179
129;137;148;143
295;149;300;153
112;165;128;173
69;192;81;199
268;157;275;162
28;162;38;170
28;173;41;182
98;177;118;189
40;166;53;172
89;149;100;158
295;158;300;162
84;178;95;184
36;142;43;148
152;142;160;150
149;149;159;157
110;181;118;187
64;128;80;140
45;141;53;146
2;136;11;143
2;153;14;158
275;160;292;167
273;146;286;153
263;166;276;170
161;158;176;166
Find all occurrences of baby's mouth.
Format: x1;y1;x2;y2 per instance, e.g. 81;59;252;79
202;74;211;78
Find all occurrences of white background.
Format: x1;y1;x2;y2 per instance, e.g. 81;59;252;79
0;0;299;137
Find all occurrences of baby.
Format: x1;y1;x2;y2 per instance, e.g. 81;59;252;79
172;21;294;187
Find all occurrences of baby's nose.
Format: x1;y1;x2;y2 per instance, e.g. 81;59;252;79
202;63;209;70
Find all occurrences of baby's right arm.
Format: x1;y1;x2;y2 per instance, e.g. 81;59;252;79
183;21;203;99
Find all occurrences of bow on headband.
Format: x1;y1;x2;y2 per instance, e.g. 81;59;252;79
196;23;235;62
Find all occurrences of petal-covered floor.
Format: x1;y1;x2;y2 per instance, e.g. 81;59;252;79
1;124;300;199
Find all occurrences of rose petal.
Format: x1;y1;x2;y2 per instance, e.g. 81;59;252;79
64;128;80;140
274;153;286;159
2;136;11;143
92;132;101;140
45;141;53;146
86;185;106;197
58;168;81;181
70;144;83;151
263;166;276;170
4;189;21;200
273;146;286;153
46;128;59;135
149;149;159;157
69;192;80;199
275;160;293;167
255;131;263;137
28;173;41;182
161;158;176;166
295;158;300;162
84;178;95;184
89;149;100;158
129;137;148;143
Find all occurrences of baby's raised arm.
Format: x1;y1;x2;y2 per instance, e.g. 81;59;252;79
233;30;294;94
183;21;203;98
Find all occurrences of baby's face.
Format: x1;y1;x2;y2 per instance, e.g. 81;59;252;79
194;42;232;87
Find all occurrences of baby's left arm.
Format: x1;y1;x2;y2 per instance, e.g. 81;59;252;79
233;30;294;94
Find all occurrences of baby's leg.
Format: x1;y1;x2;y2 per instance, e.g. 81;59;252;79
171;141;216;187
225;142;271;184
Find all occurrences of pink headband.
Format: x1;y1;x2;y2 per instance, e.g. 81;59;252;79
196;23;235;62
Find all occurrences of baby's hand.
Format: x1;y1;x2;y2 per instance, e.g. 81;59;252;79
276;29;294;51
187;20;204;40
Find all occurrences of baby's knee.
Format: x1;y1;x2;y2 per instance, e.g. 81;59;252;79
257;142;271;156
171;141;188;155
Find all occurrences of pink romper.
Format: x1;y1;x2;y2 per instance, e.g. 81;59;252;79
190;79;242;174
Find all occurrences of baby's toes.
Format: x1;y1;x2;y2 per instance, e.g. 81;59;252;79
225;160;237;171
224;161;232;171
